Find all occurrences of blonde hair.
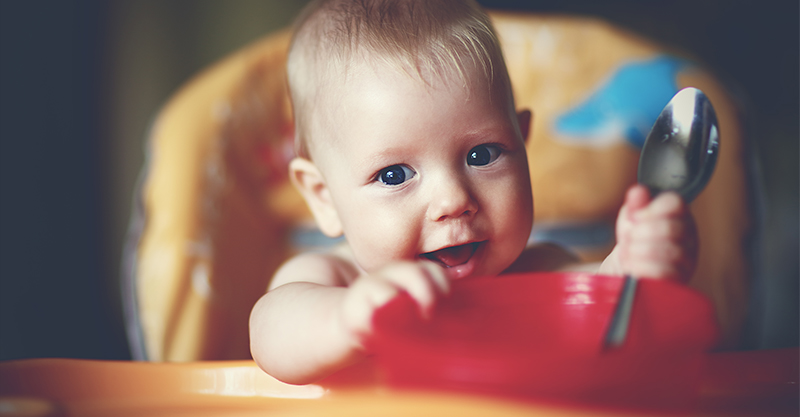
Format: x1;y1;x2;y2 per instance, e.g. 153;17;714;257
287;0;511;159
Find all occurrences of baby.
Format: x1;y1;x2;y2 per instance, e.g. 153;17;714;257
250;0;697;384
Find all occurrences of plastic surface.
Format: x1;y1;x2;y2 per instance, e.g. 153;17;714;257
1;349;796;416
369;272;720;409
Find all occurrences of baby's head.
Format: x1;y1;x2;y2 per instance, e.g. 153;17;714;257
288;0;511;160
287;0;533;279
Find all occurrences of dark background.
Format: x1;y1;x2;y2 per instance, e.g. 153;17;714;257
1;0;797;361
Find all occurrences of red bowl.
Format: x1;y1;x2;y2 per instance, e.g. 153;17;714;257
368;272;719;409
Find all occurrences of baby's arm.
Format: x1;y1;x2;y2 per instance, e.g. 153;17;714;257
599;184;698;282
249;252;448;384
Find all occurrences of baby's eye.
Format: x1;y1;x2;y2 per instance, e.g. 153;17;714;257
377;165;415;186
467;144;501;166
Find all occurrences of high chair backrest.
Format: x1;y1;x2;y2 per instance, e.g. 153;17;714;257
123;11;754;361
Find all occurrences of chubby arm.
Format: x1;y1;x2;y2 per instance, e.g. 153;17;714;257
599;185;698;282
249;252;448;384
249;253;358;384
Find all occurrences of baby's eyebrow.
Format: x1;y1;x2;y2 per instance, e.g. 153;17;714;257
351;148;408;178
453;129;517;148
359;145;411;165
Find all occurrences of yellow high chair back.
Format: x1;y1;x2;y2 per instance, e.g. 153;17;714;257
123;11;754;361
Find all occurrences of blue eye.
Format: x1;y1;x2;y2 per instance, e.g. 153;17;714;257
377;165;415;185
467;145;501;166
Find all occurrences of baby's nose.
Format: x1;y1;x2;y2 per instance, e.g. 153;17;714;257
426;179;478;222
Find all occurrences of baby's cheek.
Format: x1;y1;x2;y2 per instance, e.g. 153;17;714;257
492;195;532;272
348;216;420;272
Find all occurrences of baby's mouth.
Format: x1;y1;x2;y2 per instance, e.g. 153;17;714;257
421;242;480;268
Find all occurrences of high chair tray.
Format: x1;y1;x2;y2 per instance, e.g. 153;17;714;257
0;348;796;417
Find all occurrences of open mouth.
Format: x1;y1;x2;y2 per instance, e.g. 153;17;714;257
421;242;481;268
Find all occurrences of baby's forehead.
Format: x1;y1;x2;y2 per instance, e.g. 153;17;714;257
316;60;472;112
302;48;515;162
318;52;508;108
308;61;514;158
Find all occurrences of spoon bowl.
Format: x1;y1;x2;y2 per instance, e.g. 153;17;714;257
637;87;719;202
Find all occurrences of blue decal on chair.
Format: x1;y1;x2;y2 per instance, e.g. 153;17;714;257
555;55;688;148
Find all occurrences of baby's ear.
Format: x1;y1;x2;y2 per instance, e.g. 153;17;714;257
516;109;532;144
288;158;343;237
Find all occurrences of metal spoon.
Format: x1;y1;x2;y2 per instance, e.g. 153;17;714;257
603;87;719;350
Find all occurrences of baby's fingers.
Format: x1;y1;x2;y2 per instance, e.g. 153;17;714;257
629;217;692;242
634;192;686;220
377;262;448;317
623;184;652;214
342;277;402;336
621;242;695;283
419;260;450;294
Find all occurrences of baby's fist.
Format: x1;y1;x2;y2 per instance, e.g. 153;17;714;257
610;185;698;282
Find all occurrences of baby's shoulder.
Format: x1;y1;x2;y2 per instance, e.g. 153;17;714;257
269;244;360;290
504;243;580;274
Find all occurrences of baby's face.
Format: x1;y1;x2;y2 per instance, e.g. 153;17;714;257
313;63;533;279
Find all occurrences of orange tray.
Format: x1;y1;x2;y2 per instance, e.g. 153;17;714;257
0;348;796;417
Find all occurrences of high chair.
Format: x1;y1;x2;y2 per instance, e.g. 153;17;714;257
122;11;755;361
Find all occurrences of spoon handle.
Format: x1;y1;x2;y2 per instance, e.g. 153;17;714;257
603;274;638;349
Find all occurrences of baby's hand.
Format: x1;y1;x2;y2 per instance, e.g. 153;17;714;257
602;185;698;282
340;261;449;345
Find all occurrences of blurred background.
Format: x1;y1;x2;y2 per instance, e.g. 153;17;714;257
1;0;797;361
